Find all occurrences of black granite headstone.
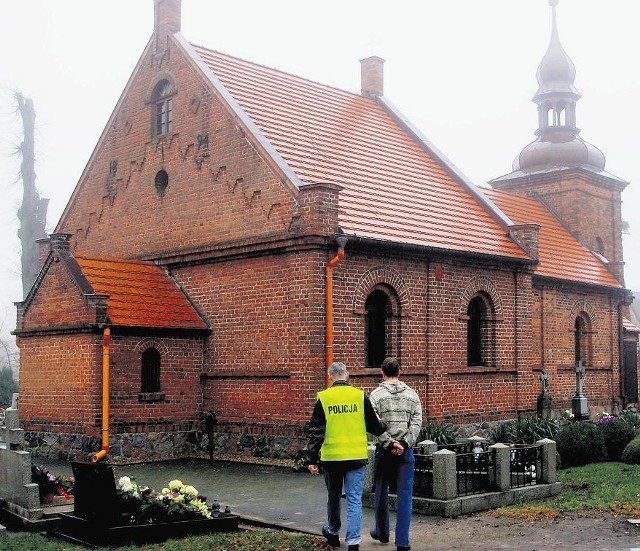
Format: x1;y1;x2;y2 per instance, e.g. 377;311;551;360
71;461;121;526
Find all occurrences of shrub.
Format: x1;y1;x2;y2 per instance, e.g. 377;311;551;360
618;411;640;436
598;418;636;461
556;421;606;467
417;421;459;445
490;416;560;445
490;420;516;444
621;436;640;465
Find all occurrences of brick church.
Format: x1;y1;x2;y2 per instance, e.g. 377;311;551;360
14;0;638;462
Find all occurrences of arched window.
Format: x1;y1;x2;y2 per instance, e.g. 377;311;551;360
574;314;592;367
467;293;495;367
152;79;174;136
365;289;392;369
141;347;161;393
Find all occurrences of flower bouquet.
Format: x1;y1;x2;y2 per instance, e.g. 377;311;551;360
116;476;212;524
31;464;75;503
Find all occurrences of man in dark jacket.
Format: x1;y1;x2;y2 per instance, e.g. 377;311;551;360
307;361;395;551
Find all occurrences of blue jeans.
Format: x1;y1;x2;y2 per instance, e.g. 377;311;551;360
323;463;367;546
371;446;415;548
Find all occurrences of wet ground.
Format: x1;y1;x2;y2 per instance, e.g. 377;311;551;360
39;458;640;551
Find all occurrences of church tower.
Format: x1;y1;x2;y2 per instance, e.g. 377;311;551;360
491;0;628;284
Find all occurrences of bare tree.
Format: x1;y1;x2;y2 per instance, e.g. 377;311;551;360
0;317;18;381
15;92;48;299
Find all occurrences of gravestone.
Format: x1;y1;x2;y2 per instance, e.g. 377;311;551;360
71;462;121;527
536;369;553;416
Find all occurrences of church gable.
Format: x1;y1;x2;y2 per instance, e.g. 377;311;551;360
56;33;300;260
15;236;208;335
17;252;98;333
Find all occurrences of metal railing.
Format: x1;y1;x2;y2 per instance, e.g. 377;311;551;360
407;440;551;500
456;450;494;496
413;453;434;497
509;445;541;488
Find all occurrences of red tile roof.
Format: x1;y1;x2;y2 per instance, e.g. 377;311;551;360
75;256;208;330
483;189;621;288
192;46;528;261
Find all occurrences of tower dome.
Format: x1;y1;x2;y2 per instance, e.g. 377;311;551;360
513;0;605;173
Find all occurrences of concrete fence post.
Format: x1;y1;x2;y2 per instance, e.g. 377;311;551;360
432;449;457;500
536;438;557;484
364;444;376;493
415;439;438;455
489;443;511;491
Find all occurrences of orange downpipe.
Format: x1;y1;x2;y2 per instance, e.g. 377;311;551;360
325;238;347;388
92;327;110;462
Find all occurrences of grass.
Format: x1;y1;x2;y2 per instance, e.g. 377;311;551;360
0;529;330;551
497;462;640;520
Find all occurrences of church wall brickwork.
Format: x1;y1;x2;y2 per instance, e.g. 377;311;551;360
532;283;622;413
175;249;327;427
18;333;101;435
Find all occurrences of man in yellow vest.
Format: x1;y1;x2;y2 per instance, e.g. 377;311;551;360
307;362;398;551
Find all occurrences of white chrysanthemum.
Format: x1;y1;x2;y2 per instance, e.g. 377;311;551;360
182;485;198;497
161;487;170;495
117;476;131;488
168;479;183;491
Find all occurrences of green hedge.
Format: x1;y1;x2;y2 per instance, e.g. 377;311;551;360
556;421;606;467
621;436;640;465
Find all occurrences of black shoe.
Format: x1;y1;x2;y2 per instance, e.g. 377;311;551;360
370;530;390;544
348;546;359;551
397;546;411;551
322;526;340;548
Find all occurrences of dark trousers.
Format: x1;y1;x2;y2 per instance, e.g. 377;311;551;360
371;446;415;548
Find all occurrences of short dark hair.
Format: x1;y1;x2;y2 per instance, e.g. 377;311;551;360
381;357;400;377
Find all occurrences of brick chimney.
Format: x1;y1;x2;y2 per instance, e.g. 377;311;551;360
49;233;72;255
508;224;540;261
154;0;181;51
360;56;385;97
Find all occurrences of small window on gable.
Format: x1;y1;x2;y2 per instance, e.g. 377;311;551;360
574;313;592;367
467;293;495;367
141;347;161;393
155;170;169;197
152;79;174;136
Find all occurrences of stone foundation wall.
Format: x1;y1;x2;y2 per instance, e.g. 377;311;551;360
22;427;306;464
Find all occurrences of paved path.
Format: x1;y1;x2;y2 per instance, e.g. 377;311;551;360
40;458;640;551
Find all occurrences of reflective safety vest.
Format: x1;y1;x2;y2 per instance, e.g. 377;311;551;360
318;385;368;461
